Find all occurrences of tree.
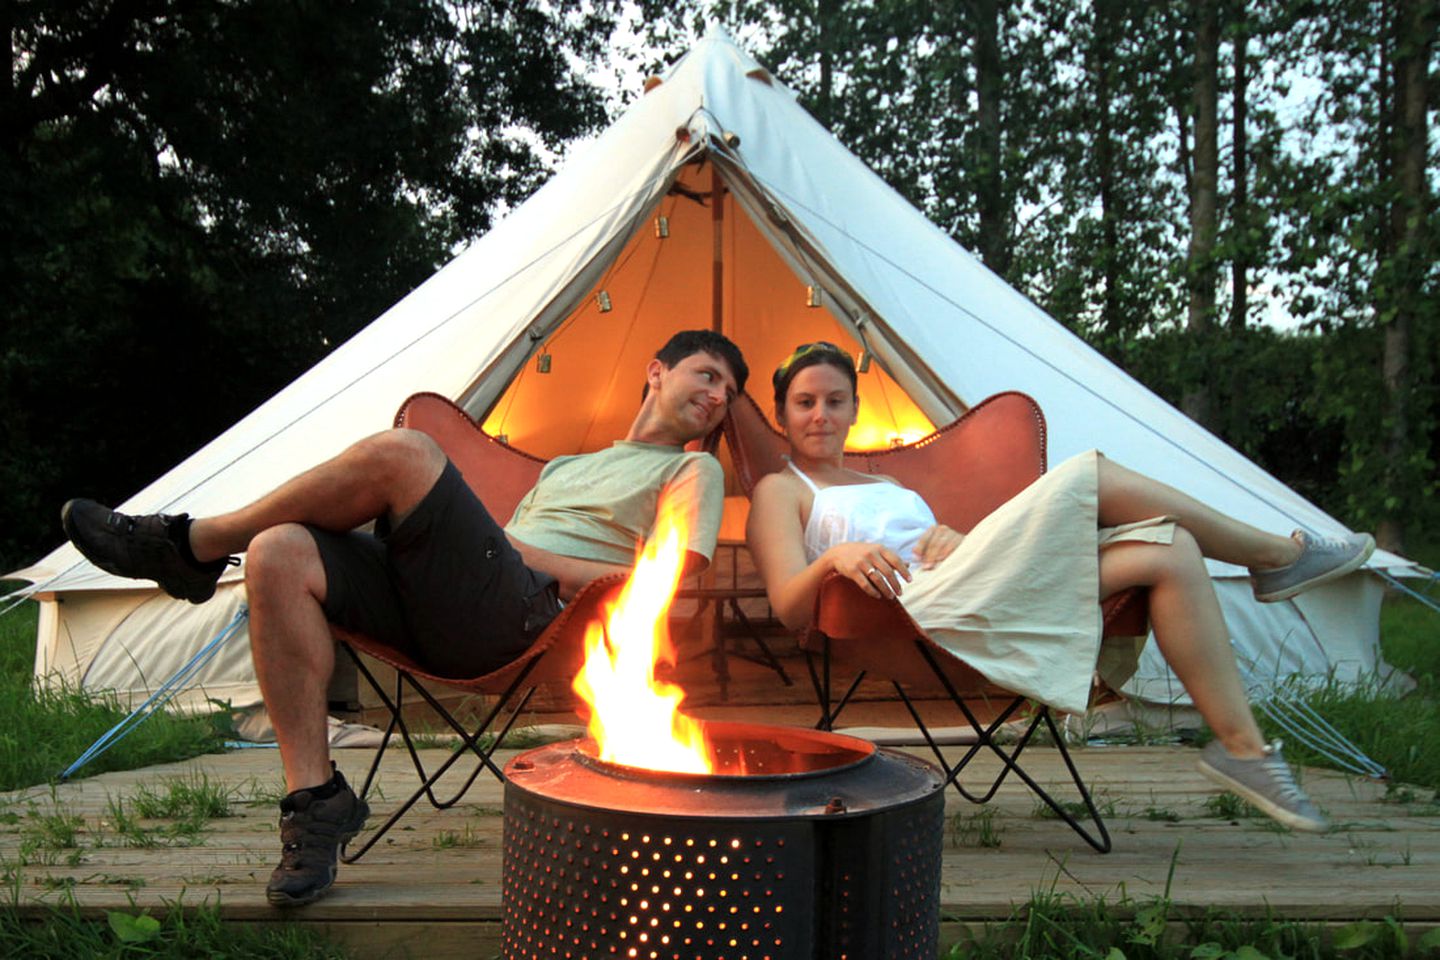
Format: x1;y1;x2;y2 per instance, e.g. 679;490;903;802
1036;0;1183;350
1275;0;1436;552
0;1;617;572
1379;0;1436;553
1182;0;1221;429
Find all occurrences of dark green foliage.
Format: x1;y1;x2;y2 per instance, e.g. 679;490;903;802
945;891;1430;958
1;1;616;573
1120;326;1348;514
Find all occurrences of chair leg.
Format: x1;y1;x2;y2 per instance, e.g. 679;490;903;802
804;650;832;730
723;600;793;686
338;648;544;864
891;681;1026;804
911;642;1112;853
805;636;865;731
339;645;399;803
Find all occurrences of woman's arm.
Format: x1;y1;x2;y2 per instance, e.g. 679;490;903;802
746;473;910;631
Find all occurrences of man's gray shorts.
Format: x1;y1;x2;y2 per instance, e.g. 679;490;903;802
306;461;562;677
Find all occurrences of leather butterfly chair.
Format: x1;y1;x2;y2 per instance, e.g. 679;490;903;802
331;392;629;862
723;390;1148;852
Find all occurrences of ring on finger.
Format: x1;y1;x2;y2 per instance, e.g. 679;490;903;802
864;566;878;577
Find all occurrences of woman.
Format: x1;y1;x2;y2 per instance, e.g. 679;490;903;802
746;341;1374;833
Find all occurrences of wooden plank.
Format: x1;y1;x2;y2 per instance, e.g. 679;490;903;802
4;730;1437;935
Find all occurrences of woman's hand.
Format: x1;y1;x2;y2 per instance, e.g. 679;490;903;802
914;524;964;569
828;542;911;599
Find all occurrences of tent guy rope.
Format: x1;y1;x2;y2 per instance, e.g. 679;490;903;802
58;606;250;781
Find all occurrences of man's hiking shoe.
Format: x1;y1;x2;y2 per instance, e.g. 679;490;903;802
266;766;370;907
1197;739;1328;833
1249;529;1375;603
60;499;235;604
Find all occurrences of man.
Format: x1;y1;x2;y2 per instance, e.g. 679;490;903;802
61;329;748;906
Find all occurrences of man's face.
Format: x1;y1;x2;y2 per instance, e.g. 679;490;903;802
651;351;739;442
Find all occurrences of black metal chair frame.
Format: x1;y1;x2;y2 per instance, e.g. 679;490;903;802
806;633;1112;853
333;573;625;863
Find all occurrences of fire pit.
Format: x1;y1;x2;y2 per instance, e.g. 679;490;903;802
500;720;945;959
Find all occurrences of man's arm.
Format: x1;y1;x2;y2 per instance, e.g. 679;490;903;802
507;534;709;601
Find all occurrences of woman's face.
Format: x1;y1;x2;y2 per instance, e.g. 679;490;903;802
779;362;858;459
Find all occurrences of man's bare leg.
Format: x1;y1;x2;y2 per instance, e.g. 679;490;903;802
189;429;446;563
222;429;446;792
1096;458;1300;570
246;524;340;792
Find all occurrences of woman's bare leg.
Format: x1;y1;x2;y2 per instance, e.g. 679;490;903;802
1100;530;1266;758
188;429;446;563
1096;458;1299;570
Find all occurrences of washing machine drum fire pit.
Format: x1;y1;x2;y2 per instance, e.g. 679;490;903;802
500;721;946;959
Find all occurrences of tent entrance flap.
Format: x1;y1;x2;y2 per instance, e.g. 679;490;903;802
455;148;704;426
479;157;938;459
709;149;966;428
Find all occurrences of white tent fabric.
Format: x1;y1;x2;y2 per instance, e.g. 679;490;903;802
9;29;1419;716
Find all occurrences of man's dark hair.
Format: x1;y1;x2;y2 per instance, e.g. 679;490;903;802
654;329;749;393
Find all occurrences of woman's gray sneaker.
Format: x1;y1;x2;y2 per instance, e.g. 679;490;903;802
1196;739;1328;833
1249;530;1375;603
60;499;235;603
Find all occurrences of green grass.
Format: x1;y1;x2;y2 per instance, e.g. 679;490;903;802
431;822;486;849
0;902;350;958
1243;588;1440;793
1253;671;1440;793
949;807;1004;848
1202;793;1260;821
128;772;236;821
0;593;227;791
944;889;1440;958
99;773;237;849
1379;592;1440;682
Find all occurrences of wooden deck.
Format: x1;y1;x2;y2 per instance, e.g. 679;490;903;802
3;712;1438;958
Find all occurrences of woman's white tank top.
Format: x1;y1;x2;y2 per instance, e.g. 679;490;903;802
788;461;937;564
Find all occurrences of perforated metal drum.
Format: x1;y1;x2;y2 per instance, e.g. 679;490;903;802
500;721;945;960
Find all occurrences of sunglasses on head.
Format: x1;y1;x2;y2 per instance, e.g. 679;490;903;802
777;341;849;374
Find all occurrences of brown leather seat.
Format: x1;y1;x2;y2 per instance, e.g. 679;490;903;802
723;390;1150;852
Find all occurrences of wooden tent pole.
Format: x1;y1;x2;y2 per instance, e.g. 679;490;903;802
711;165;724;332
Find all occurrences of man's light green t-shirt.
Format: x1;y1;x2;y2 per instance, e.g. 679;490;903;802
503;441;724;566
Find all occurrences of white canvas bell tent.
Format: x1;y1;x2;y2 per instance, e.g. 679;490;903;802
8;29;1418;726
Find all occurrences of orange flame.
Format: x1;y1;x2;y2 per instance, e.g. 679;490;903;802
571;495;712;774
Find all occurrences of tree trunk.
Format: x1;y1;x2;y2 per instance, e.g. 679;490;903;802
1379;0;1434;554
1229;10;1249;334
817;0;837;130
1182;0;1219;429
1227;2;1251;442
974;0;1008;274
1093;0;1123;344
